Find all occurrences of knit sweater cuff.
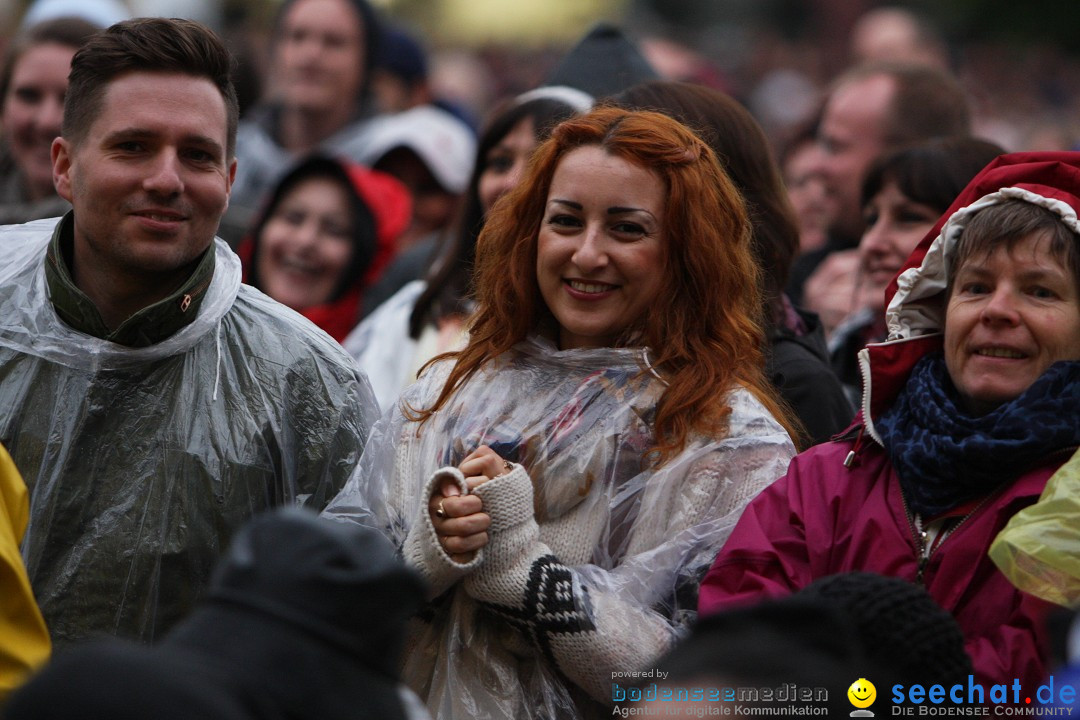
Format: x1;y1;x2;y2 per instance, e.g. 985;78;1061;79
402;466;482;598
463;464;543;603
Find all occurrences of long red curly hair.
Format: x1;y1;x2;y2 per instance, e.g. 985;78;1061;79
408;107;798;463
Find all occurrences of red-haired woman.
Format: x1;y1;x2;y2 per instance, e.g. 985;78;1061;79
325;107;797;719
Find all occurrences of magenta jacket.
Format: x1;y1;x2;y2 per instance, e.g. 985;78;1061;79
700;152;1080;690
697;429;1061;688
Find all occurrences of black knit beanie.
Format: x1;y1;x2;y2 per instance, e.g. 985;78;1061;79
798;572;974;687
5;508;427;720
546;22;659;101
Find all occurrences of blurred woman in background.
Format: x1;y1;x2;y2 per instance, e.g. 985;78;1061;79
240;155;410;342
828;136;1003;401
225;0;383;242
615;80;852;445
0;17;98;224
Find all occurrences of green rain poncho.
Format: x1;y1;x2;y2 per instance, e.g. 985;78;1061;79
991;447;1080;607
0;218;378;647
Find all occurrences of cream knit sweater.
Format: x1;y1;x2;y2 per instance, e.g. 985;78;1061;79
325;338;796;720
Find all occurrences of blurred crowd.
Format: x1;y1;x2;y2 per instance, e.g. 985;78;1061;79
1;1;1080;719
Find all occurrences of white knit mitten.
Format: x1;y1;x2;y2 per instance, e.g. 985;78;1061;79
402;466;483;598
464;464;599;658
464;463;542;601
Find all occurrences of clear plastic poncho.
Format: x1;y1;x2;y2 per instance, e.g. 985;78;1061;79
324;336;795;720
990;447;1080;607
0;219;378;647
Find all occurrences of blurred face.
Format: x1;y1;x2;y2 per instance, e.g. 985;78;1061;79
858;180;939;309
783;140;836;254
375;148;456;245
812;73;895;243
2;42;75;200
944;232;1080;415
537;145;665;350
277;0;365;113
52;72;235;293
256;176;354;310
478;115;537;214
370;68;429;114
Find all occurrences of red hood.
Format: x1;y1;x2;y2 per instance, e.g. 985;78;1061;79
858;151;1080;443
237;156;412;342
342;162;412;286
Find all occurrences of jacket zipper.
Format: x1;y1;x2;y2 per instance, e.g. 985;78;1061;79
898;490;928;583
900;490;997;585
917;450;1079;575
179;276;213;313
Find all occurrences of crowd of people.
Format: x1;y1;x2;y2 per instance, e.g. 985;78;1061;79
0;1;1079;719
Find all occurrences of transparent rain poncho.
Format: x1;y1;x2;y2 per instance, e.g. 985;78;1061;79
0;219;379;647
324;336;795;720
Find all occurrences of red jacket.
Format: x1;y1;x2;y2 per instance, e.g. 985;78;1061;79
700;152;1080;690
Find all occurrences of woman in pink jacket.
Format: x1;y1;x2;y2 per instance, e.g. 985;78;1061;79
700;152;1080;691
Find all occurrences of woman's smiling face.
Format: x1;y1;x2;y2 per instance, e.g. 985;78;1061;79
535;145;666;350
256;176;354;310
859;180;940;309
2;42;75;200
944;231;1080;414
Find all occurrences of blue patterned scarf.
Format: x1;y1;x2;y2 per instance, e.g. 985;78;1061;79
876;352;1080;517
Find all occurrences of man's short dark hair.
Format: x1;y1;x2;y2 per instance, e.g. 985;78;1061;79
63;17;239;158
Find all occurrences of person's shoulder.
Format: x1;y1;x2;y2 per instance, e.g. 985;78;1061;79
233;110;286;172
345;280;425;358
0;218;57;275
325;114;380;159
0;216;59;242
226;286;361;373
770;336;834;382
372;279;427;318
783;432;892;502
724;385;795;441
792;437;856;466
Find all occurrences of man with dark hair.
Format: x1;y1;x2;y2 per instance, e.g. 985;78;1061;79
60;17;239;156
791;61;972;303
815;62;970;249
0;17;378;648
223;0;383;244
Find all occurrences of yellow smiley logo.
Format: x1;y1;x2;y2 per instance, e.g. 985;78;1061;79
848;678;876;709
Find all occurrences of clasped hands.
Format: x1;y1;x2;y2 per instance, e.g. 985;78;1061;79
428;445;512;564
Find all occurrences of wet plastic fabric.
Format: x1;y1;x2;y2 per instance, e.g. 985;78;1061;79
343;279;426;412
324;337;795;720
991;448;1080;607
0;218;379;647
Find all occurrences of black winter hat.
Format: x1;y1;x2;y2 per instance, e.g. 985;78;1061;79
546;22;659;101
656;597;860;715
6;508;427;720
799;572;973;688
661;596;863;685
